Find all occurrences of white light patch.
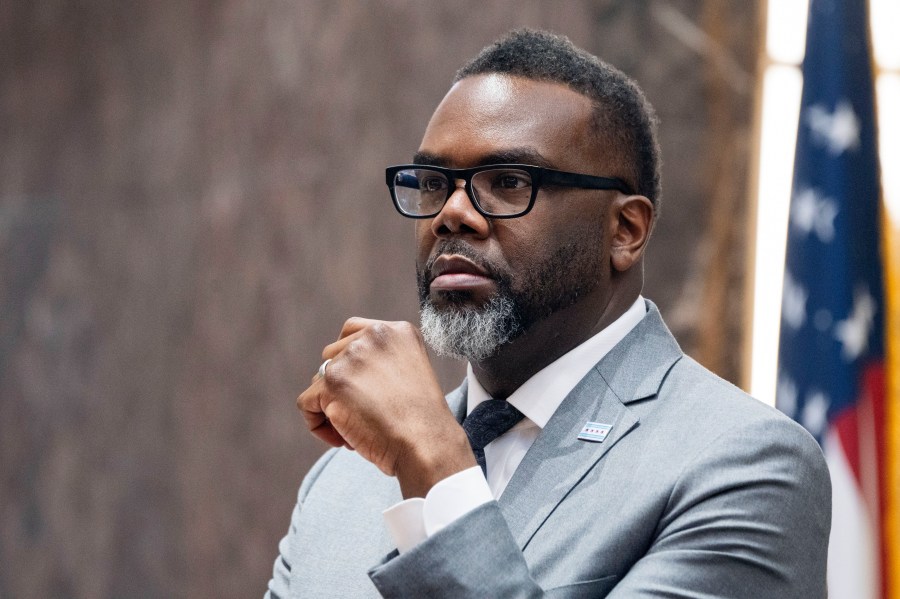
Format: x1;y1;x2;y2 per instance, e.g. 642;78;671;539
766;0;809;65
877;75;900;223
872;0;900;70
750;65;804;404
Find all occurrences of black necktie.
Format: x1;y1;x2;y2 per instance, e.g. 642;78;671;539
462;399;525;476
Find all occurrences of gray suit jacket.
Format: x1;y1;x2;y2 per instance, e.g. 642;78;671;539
266;303;831;598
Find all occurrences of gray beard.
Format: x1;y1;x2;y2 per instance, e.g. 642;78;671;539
419;294;521;361
416;229;605;362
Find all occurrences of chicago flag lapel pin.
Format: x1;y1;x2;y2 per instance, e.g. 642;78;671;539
578;421;613;443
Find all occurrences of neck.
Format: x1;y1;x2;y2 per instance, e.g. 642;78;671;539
471;285;640;399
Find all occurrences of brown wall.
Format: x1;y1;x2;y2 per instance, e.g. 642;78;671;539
0;1;758;597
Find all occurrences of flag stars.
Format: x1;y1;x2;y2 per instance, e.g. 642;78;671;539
781;270;808;330
834;285;877;360
801;391;830;438
776;374;799;419
790;188;839;242
805;100;861;155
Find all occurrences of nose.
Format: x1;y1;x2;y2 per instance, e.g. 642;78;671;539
429;180;491;238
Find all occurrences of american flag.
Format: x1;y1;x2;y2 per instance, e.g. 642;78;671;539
775;0;887;597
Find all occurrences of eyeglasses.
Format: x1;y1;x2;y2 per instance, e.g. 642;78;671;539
385;164;632;219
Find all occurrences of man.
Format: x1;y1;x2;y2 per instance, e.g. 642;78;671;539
267;30;830;598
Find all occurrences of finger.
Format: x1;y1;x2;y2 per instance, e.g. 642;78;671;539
321;329;366;361
298;388;346;448
310;358;333;384
297;385;329;425
338;316;381;340
309;418;346;448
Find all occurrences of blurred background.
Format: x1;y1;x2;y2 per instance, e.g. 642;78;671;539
1;1;889;597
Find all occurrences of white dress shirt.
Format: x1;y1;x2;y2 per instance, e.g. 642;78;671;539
383;297;648;553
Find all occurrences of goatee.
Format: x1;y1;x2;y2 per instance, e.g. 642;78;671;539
419;292;522;361
416;241;524;361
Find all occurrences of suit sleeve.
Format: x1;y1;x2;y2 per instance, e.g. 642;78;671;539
265;449;339;599
369;501;545;598
369;415;831;598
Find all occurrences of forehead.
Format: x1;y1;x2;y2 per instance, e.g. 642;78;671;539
418;74;602;170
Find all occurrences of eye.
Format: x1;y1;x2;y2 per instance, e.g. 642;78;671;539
421;176;448;192
492;171;531;190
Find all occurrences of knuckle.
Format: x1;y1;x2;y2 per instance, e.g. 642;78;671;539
324;359;344;385
344;338;363;359
368;322;390;347
338;316;363;339
324;358;352;391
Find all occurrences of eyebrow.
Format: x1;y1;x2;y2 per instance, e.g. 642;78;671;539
412;147;555;169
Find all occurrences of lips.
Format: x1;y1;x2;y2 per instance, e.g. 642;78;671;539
429;254;495;293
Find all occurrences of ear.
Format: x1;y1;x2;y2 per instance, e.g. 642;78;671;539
609;195;654;272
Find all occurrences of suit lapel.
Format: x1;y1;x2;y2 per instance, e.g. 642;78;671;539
498;369;638;550
446;380;468;423
497;303;683;550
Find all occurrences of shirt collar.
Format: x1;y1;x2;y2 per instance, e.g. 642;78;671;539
466;296;647;428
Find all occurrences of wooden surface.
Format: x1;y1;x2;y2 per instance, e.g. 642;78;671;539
0;1;758;596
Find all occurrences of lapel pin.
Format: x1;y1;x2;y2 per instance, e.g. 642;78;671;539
578;421;613;443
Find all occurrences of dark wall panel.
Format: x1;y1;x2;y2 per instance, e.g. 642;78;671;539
0;1;758;596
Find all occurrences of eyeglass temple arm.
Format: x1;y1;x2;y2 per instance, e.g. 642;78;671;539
541;170;633;195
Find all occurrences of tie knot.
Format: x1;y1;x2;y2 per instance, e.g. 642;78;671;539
463;399;525;451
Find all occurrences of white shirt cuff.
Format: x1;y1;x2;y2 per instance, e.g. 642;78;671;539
382;497;426;554
382;466;493;553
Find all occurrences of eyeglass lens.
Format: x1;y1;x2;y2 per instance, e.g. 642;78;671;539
393;168;533;217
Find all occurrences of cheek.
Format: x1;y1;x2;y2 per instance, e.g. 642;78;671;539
501;206;606;270
414;221;433;262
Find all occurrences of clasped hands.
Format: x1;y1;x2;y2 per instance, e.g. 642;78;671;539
297;317;476;498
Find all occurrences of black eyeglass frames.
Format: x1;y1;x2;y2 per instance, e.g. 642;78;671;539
385;163;633;219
